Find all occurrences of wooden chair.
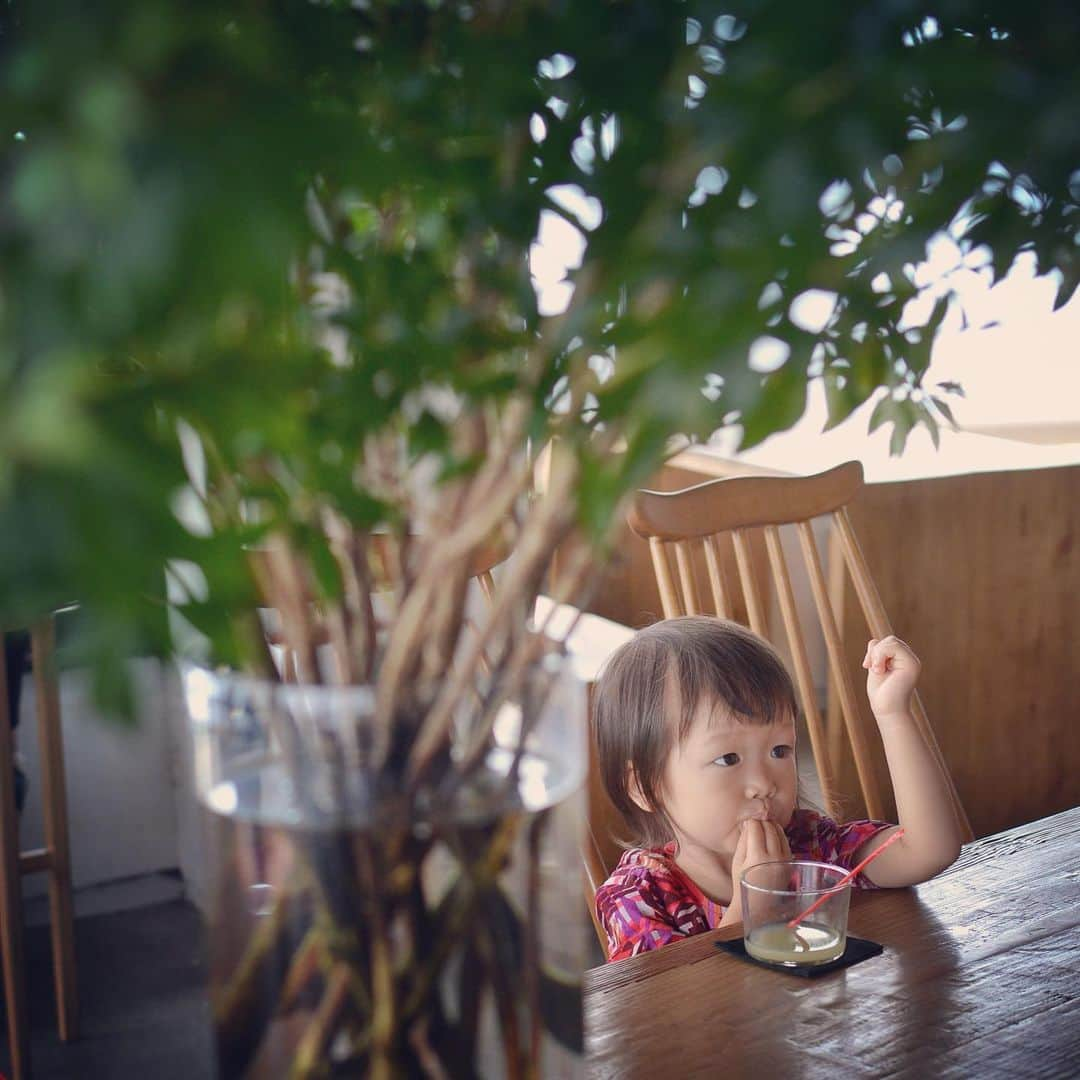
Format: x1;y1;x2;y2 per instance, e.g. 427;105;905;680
0;616;79;1080
624;460;973;845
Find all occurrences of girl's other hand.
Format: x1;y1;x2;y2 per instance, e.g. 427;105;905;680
863;635;921;721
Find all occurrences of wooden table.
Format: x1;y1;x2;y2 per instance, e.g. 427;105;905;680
585;807;1080;1078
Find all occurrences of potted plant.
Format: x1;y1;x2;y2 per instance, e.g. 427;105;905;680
2;2;1076;1076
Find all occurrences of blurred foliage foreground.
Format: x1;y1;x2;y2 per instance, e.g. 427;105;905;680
1;1;1078;709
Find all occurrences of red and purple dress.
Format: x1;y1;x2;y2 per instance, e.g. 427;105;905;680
595;808;892;962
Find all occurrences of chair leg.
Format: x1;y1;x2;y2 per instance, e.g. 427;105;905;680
31;622;79;1043
0;658;30;1079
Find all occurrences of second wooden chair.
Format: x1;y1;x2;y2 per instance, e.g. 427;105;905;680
0;617;79;1080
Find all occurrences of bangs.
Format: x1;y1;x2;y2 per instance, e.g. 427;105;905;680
667;626;798;742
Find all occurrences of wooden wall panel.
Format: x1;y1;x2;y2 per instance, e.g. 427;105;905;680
828;464;1080;837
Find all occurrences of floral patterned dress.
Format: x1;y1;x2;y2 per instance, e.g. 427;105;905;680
595;808;892;962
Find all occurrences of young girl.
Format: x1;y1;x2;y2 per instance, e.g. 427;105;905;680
592;616;963;962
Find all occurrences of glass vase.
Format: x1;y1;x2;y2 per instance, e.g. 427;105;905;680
182;655;588;1078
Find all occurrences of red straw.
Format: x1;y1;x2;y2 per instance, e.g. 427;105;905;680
786;828;906;929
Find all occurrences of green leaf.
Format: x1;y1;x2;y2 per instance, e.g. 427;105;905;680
823;370;863;432
922;409;940;450
738;365;808;452
930;396;958;428
3;0;1079;683
90;654;139;726
935;381;966;398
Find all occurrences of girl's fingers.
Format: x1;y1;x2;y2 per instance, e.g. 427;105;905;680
757;820;785;861
760;820;777;856
868;639;891;675
743;819;767;863
769;821;791;858
734;821;749;861
767;820;789;857
864;635;916;675
732;820;749;875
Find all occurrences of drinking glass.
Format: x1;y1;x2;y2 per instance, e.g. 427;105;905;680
740;860;851;967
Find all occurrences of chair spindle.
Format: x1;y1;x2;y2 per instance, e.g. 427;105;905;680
731;529;767;637
649;538;682;618
796;521;887;821
703;535;731;619
674;541;702;616
763;526;840;821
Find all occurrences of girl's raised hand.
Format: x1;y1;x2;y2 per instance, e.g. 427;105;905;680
862;635;921;721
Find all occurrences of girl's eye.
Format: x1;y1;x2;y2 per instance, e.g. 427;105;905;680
713;752;740;767
771;745;793;759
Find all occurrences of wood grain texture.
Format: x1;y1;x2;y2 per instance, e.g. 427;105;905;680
831;506;973;840
828;465;1080;837
586;808;1080;1078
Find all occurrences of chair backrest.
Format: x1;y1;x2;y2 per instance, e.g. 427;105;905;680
623;460;973;845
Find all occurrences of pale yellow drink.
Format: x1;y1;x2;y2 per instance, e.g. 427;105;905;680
745;922;845;966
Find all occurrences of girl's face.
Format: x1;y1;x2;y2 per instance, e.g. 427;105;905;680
658;695;798;865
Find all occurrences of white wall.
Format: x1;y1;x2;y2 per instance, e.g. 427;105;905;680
16;658;182;901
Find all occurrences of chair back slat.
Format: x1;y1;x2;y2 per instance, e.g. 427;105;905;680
649;538;682;618
763;526;840;821
796;520;888;821
831;508;973;839
703;535;731;619
731;529;768;637
674;541;702;615
628;461;863;539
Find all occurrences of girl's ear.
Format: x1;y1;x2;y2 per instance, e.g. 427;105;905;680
626;762;652;814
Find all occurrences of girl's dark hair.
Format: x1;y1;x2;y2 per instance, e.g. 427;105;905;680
592;616;798;848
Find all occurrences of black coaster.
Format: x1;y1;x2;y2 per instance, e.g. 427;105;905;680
714;934;883;977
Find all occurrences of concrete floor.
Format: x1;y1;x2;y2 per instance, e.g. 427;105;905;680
3;881;213;1080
